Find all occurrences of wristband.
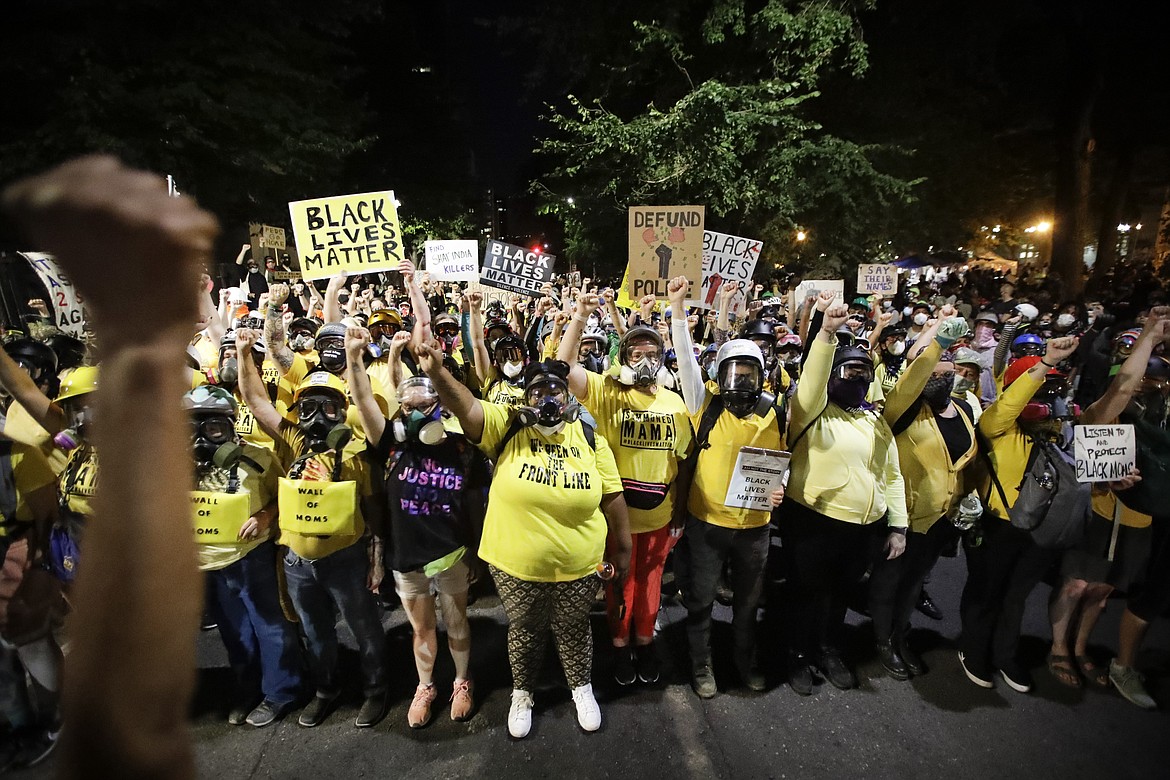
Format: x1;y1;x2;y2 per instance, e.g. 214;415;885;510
573;314;590;324
1041;359;1057;368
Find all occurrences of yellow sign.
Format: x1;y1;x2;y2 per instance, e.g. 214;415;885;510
626;205;705;300
191;490;252;544
278;479;357;536
288;191;405;281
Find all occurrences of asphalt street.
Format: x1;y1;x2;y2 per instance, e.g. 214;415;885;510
16;546;1170;779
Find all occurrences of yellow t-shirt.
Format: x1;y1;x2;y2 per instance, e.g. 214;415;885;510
476;401;622;582
59;444;99;517
273;422;372;560
233;389;275;450
687;391;785;530
192;335;219;374
581;372;692;533
278;353;390;457
0;441;57;539
195;445;281;571
482;374;526;408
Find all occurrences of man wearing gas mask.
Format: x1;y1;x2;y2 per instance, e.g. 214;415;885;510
481;333;529;408
235;330;389;730
345;327;486;728
414;343;631;739
578;328;609;375
776;334;803;386
558;294;693;687
287;317;321;363
183;385;303;728
669;276;784;699
781;293;909;695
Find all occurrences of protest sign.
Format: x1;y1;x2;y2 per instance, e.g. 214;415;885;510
480;240;556;297
251;224;286;250
467;280;511;310
627;205;705;299
1074;425;1136;483
688;230;762;313
288;190;405;280
857;264;897;295
789;279;845;320
20;252;86;337
724;447;791;511
190;491;250;544
425;240;480;282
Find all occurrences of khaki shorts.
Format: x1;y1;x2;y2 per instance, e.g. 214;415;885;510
393;557;470;599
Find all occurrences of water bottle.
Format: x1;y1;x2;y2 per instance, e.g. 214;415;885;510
952;492;982;531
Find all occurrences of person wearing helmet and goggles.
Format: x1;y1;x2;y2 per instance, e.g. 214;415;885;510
182;384;303;728
558;293;693;687
235;328;389;730
669;277;784;698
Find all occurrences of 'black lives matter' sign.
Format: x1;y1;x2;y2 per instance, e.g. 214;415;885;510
480;240;557;297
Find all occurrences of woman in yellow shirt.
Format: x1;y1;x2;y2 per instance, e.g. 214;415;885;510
416;344;631;740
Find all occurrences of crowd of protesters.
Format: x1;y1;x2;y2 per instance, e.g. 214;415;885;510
0;157;1168;776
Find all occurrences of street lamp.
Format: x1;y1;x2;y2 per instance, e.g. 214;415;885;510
796;230;807;242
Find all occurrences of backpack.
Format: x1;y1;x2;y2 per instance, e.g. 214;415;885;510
981;433;1091;550
1113;415;1170;517
498;417;596;454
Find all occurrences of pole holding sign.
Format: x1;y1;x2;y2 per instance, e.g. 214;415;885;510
688;230;763;313
856;264;897;296
20;252;87;338
1074;425;1136;483
288;190;405;281
480;240;557;297
425;240;480;282
627;205;705;300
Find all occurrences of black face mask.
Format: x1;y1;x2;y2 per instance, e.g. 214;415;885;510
723;390;758;418
298;410;336;447
218;358;239;387
827;376;869;410
581;354;604;374
921;374;955;411
318;346;346;374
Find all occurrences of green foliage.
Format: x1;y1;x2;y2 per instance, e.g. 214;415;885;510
533;0;915;279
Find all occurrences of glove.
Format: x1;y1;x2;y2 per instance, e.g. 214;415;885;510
935;317;970;348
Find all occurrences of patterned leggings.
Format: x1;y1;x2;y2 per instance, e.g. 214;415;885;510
490;566;597;690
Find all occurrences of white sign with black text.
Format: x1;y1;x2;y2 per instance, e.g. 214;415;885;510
1074;424;1136;483
724;447;791;511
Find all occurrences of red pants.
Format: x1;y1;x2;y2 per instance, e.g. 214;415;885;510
607;524;677;645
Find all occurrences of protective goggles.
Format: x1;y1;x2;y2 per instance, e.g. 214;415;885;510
297;396;346;422
835;362;874;382
720;361;762;392
191;416;235;444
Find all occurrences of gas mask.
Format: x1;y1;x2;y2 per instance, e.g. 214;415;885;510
580;351;605;374
54;405;93;451
921;372;955;411
827;361;873;411
719;360;772;418
290;333;316;353
518;384;580;435
297;394;348;449
318;343;346;374
391;405;447;446
192;415;236;470
1021;396;1080;423
618;356;673;388
436;329;459;354
218;357;239;387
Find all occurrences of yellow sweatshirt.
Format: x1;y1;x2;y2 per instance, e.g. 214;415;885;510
977;371;1045;521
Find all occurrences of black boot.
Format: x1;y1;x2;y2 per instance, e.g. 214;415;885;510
898;634;926;676
876;640;910;681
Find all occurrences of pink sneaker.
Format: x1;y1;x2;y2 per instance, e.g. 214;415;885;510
408;683;437;728
450;678;475;721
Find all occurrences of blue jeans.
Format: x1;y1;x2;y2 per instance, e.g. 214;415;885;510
283;541;387;697
206;541;304;705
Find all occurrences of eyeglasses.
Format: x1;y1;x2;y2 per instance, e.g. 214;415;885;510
297;397;345;422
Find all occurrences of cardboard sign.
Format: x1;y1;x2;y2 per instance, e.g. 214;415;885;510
425;240;480;282
789;279;845;322
688;231;763;313
626;205;705;299
857;264;897;295
256;224;287;249
1074;425;1136;483
288;191;405;281
278;479;357;536
724;447;791;511
20;252;86;338
190;491;252;544
480;240;557;297
271;270;299;280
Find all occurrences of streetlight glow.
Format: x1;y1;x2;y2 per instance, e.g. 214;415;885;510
796;230;807;242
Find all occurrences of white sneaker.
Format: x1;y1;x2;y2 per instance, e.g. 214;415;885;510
508;689;534;738
571;683;602;732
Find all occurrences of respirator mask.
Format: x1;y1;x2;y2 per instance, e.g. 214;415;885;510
518;380;579;435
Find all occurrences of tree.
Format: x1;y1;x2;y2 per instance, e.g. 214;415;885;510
531;0;916;278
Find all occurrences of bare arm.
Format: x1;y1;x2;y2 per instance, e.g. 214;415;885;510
557;293;598;399
235;329;284;441
600;492;633;583
263;283;296;374
4;155;218;780
1082;316;1168;425
0;347;66;433
467;291;491;387
199;275;224;344
417;341;483;442
603;288;627;337
344;327;386;444
324;273;346;324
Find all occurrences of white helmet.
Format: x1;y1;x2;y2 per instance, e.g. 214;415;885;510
716;339;768;417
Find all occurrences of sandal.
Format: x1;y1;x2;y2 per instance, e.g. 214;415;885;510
1075;654;1110;688
1047;653;1082;688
